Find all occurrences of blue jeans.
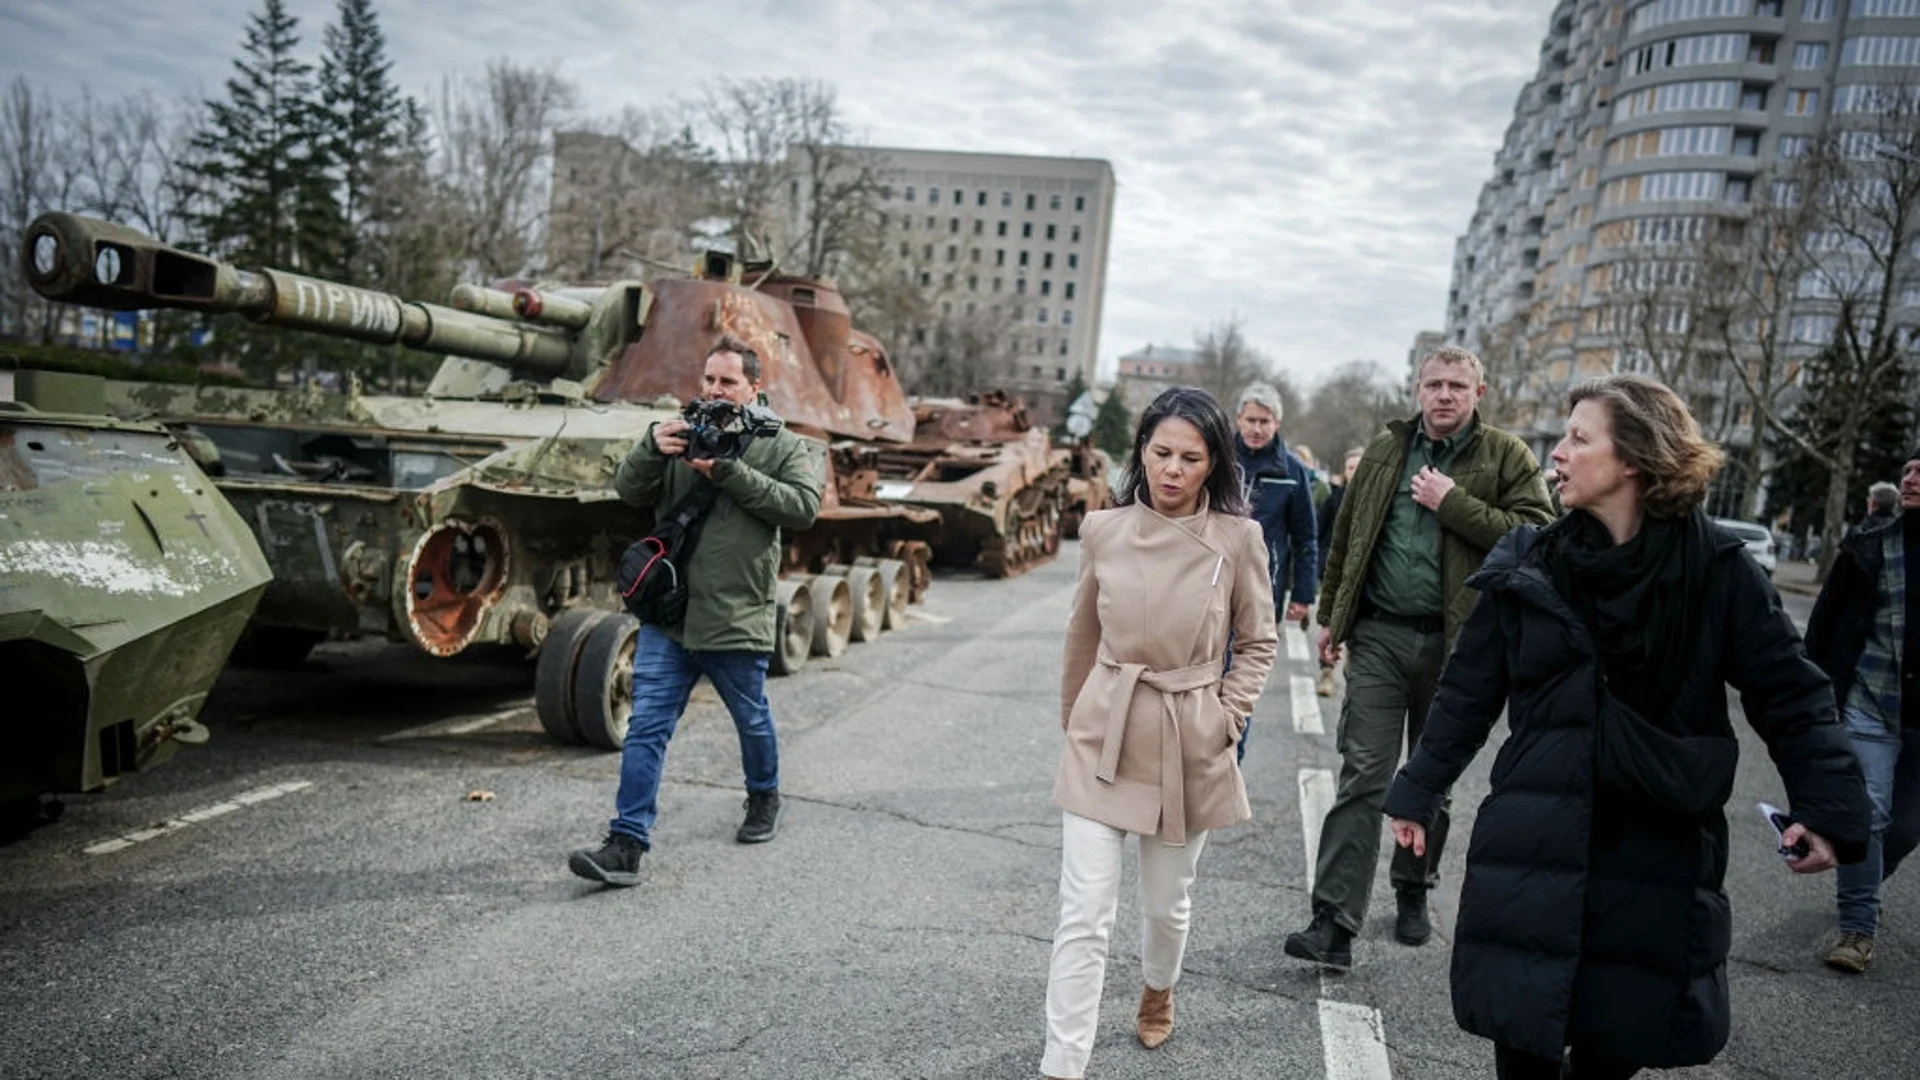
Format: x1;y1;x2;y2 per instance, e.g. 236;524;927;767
610;625;779;848
1836;706;1902;935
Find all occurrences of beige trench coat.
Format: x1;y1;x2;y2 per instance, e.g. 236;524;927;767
1054;502;1278;843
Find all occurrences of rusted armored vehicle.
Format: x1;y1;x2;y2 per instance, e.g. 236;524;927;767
1;369;271;807
849;391;1074;577
20;212;938;750
1059;439;1113;539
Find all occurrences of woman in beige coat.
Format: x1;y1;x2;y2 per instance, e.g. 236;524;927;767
1041;387;1279;1080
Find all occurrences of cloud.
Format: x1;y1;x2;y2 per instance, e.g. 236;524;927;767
0;0;1547;387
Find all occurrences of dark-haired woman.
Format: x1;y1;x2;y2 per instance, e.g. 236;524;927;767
1384;373;1870;1079
1040;387;1278;1080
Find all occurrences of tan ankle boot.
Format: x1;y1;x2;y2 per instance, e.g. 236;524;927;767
1136;984;1174;1048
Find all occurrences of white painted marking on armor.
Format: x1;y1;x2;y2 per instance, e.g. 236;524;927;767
1298;767;1334;893
292;278;321;319
1285;625;1311;663
83;780;312;856
379;706;528;742
1320;999;1394;1080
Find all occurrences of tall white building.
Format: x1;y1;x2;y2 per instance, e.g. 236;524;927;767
867;148;1117;425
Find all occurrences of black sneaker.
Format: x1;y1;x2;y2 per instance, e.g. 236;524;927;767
1394;888;1432;946
1283;908;1354;970
737;790;782;844
569;832;645;886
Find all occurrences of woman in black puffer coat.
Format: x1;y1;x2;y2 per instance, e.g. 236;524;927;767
1383;374;1870;1080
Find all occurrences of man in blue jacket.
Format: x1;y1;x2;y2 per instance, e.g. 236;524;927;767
1232;381;1316;760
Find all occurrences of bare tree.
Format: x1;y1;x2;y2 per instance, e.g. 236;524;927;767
0;77;55;339
433;59;575;279
1191;317;1282;407
546;109;714;280
1292;360;1402;467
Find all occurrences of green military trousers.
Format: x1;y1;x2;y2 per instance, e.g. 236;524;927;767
1311;613;1453;934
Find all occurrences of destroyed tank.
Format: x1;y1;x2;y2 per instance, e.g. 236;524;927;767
20;212;940;751
0;368;271;807
854;390;1076;577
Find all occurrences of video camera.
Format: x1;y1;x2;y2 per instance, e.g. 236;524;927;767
681;398;783;461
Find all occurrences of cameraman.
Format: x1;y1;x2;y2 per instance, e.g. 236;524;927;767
569;336;825;887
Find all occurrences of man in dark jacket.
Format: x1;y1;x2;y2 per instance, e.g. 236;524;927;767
570;338;825;887
1284;345;1554;968
1805;447;1919;973
1231;382;1316;762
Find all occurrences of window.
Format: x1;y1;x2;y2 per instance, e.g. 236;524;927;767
1022;222;1033;238
1790;313;1837;342
971;248;981;263
1785;87;1819;114
1773;179;1802;205
1025;193;1037;210
1748;37;1776;64
1056;366;1067;380
1756;0;1782;14
1842;36;1920;67
973;220;984;235
1732;129;1760;155
1070;226;1082;243
922;243;933;258
1625;34;1746;75
1777;134;1810;157
1037;307;1049;324
1019;250;1030;266
1074;195;1086;212
918;271;931;286
953;189;963;205
1627;0;1747;35
946;245;958;261
968;275;978;291
1001;191;1012;207
1062;309;1074;326
927;215;937;228
1740;84;1768;110
1016;278;1027;294
992;277;1003;291
1835;83;1920;112
1050;194;1062;210
1064;282;1076;299
977;191;987;206
1043;252;1054;269
997;221;1008;236
1040;280;1051;296
950;218;960;233
905;185;916;202
1794;41;1828;68
1068;254;1079;269
1046;224;1057;240
1059;341;1070;357
1613;80;1738;120
1804;0;1833;17
928;187;939;203
995;249;1006;266
899;242;909;257
913;327;927;345
943;273;954;288
1852;0;1920;14
1725;175;1752;201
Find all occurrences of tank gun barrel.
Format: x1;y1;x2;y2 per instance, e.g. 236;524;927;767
22;212;574;379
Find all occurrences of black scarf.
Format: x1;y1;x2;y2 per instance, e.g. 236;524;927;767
1545;508;1714;725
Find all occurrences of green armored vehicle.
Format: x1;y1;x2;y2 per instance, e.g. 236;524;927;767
21;212;936;750
1;369;270;806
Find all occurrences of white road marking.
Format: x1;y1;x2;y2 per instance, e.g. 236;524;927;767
1320;999;1394;1080
83;780;312;856
379;706;528;742
1285;625;1312;663
1298;767;1335;893
1291;675;1324;734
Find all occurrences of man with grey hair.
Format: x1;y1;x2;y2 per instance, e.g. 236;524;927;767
1232;380;1317;761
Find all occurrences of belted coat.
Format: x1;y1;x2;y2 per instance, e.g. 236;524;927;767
1054;502;1278;843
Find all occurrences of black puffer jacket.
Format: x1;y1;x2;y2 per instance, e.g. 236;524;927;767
1385;521;1870;1066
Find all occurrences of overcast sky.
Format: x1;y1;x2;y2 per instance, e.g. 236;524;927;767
0;0;1550;387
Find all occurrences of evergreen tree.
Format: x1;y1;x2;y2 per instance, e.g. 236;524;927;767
1766;338;1915;542
1054;368;1090;440
318;0;406;286
1091;390;1132;461
185;0;334;271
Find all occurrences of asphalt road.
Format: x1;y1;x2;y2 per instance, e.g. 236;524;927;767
0;549;1912;1079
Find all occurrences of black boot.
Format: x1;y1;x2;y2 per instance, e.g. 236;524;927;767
737;790;783;844
1283;907;1354;970
568;832;645;887
1394;888;1432;946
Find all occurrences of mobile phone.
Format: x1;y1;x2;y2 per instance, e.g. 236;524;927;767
1758;801;1810;860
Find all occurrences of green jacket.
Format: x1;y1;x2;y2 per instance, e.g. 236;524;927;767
1318;412;1553;650
615;421;825;652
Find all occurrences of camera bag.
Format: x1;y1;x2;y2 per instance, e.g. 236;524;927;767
616;479;720;628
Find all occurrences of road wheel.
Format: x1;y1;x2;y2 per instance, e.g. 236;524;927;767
771;578;813;676
229;626;326;668
830;564;885;642
858;557;910;629
571;613;640;751
534;609;608;745
807;574;852;658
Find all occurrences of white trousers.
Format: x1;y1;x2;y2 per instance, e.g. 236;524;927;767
1040;810;1209;1078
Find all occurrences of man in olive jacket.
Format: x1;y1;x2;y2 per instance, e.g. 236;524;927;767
570;338;825;887
1284;345;1554;968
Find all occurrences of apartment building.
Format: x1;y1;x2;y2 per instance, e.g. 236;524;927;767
1446;0;1920;470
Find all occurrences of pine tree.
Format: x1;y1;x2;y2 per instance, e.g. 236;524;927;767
185;0;335;272
319;0;406;286
1766;339;1915;543
1091;390;1133;461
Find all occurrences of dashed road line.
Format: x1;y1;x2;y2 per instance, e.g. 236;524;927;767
1298;767;1335;892
379;705;528;742
1320;999;1395;1080
1285;625;1312;663
83;779;313;856
1291;675;1324;734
